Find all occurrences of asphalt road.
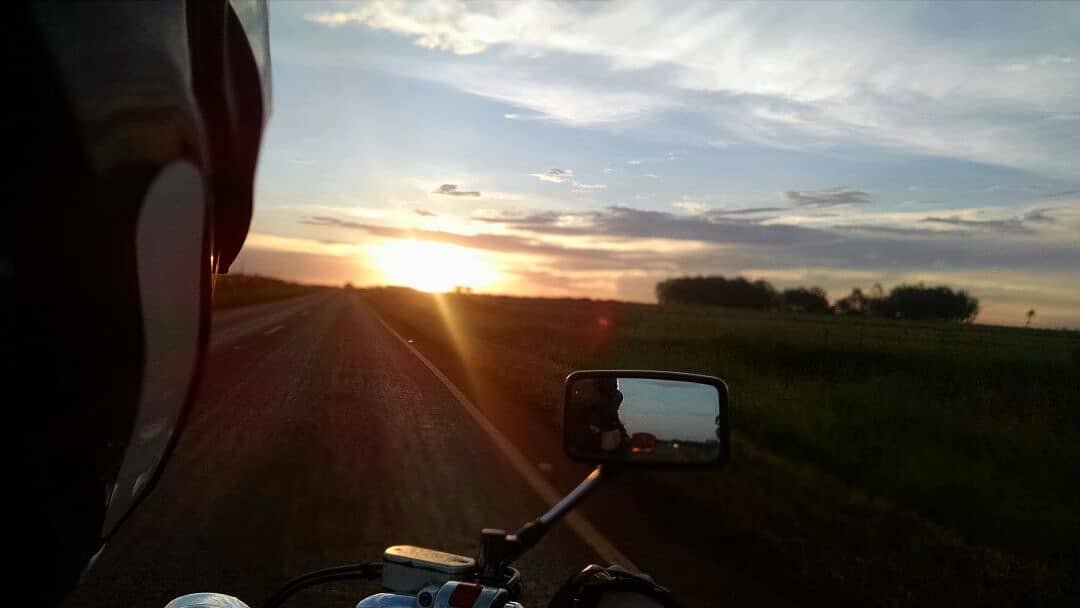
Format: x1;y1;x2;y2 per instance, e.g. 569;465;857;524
65;292;599;608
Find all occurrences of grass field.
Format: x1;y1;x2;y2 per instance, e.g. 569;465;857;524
212;274;326;310
362;287;1080;605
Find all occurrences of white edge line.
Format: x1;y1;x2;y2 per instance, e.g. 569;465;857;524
370;307;639;571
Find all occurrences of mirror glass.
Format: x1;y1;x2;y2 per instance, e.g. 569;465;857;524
563;374;725;465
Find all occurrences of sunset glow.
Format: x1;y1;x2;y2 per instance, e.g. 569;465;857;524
366;240;501;293
235;2;1080;328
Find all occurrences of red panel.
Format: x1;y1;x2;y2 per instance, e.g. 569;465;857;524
448;582;483;607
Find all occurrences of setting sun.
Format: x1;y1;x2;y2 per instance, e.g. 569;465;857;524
366;239;501;293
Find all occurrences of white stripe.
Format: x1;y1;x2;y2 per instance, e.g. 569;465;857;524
263;324;285;336
369;306;638;570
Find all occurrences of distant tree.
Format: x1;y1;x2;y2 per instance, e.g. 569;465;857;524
781;286;830;313
656;275;779;309
882;284;979;323
835;288;868;315
1026;309;1036;326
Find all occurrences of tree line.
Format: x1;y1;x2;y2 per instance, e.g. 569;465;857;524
655;276;979;322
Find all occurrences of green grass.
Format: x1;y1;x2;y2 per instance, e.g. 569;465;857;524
362;287;1080;604
211;274;325;310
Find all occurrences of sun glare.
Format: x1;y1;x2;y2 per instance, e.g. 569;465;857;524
366;239;501;293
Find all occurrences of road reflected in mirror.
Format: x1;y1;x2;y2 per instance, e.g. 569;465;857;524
564;374;725;465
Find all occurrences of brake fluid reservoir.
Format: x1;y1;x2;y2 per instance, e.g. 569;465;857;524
381;545;476;593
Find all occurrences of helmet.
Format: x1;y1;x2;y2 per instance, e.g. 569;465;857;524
5;1;270;601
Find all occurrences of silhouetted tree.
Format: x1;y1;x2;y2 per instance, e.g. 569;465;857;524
656;275;779;309
1026;309;1036;326
835;288;870;315
781;286;830;313
881;284;979;322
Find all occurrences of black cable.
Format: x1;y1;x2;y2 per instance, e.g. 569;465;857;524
263;562;382;608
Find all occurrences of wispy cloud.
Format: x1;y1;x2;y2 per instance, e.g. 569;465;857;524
920;216;1026;234
471;210;566;231
708;206;786;217
785;187;872;207
306;206;1079;277
841;213;1048;238
572;182;607;193
415;208;437;217
1023;208;1056;223
530;168;573;183
305;1;1080;178
1044;189;1080;199
299;215;666;271
434;184;481;197
504;112;552;121
673;200;708;215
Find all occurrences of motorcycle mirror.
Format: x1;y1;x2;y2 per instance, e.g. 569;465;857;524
562;370;729;468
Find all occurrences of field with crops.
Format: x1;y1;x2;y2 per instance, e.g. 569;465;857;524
363;287;1080;605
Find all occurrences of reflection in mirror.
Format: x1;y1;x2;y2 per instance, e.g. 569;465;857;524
564;374;724;465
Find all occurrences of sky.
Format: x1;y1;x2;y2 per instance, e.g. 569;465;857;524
235;1;1080;328
616;379;719;442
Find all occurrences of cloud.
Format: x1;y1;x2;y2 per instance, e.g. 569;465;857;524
299;215;668;271
840;224;951;237
707;206;786;217
1022;208;1056;223
572;182;607;190
472;210;564;229
503;111;552;121
452;206;1080;274
475;205;832;246
785;187;872;207
1037;54;1075;66
921;216;1030;234
644;173;660;179
530;168;573;183
307;1;1080;178
626;160;641;165
673;201;708;215
415;208;437;217
434;184;481;197
1044;189;1080;199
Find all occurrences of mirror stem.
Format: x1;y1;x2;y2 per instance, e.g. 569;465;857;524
539;464;610;526
495;464;615;571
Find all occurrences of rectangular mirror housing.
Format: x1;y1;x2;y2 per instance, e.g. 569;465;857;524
562;370;729;468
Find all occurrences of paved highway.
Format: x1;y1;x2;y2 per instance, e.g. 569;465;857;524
65;293;600;607
66;291;796;608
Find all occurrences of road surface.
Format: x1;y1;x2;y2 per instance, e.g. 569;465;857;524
65;292;599;607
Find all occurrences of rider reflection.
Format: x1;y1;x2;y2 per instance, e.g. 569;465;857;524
568;378;627;454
